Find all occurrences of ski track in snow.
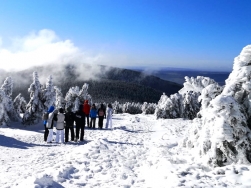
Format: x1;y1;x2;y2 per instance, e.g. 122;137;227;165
0;114;251;188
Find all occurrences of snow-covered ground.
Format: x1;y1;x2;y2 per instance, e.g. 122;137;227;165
1;114;251;188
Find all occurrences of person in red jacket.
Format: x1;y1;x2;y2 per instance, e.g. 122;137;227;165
83;100;91;127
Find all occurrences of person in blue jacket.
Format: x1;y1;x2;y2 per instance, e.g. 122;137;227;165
89;104;97;129
43;106;55;142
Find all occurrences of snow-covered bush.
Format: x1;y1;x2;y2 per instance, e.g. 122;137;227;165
23;72;44;125
141;102;156;114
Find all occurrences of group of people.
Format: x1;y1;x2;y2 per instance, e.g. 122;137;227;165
43;100;113;144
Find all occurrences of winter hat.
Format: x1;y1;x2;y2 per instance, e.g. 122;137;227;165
48;106;55;113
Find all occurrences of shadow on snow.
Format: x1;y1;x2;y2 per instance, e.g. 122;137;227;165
0;134;48;149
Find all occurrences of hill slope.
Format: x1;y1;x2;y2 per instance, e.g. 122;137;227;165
0;64;182;103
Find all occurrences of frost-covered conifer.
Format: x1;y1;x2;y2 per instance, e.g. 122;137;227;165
0;89;10;126
122;102;142;114
179;76;217;94
79;83;92;104
182;45;251;166
23;72;44;125
155;76;217;120
0;77;19;121
112;101;123;114
13;93;27;121
65;83;92;112
155;93;184;119
41;75;56;111
183;91;201;119
142;102;156;115
197;83;223;117
1;77;13;97
54;86;65;109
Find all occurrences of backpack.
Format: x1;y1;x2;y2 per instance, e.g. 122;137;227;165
98;109;104;116
42;112;49;121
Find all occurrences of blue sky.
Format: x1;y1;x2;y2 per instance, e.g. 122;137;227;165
0;0;251;71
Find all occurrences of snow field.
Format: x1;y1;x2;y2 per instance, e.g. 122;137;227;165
1;114;251;187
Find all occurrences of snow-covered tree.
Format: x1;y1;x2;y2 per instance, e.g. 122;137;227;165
65;86;81;112
122;102;142;114
112;101;123;114
155;76;217;120
13;93;27;121
22;72;44;125
179;76;217;94
54;86;65;109
79;83;92;104
183;91;201;119
41;75;56;111
0;77;19;121
155;93;184;119
1;77;13;97
65;83;92;112
0;89;10;126
182;45;251;166
142;102;156;115
197;83;223;118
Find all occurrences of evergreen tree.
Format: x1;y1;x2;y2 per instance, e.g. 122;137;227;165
1;77;13;97
65;86;81;112
65;83;92;112
0;89;10;126
112;101;123;114
142;102;156;115
122;102;142;114
79;83;92;104
41;75;56;111
183;91;201;119
54;86;65;109
1;77;19;121
13;93;27;121
182;45;251;166
22;72;44;125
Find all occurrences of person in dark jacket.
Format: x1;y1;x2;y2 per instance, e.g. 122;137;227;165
89;104;97;129
98;103;106;129
64;107;75;142
43;106;55;141
83;100;91;128
75;105;85;141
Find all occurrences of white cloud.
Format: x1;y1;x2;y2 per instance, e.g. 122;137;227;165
0;29;103;71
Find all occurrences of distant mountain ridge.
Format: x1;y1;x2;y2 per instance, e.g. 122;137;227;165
0;64;182;103
128;67;230;85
